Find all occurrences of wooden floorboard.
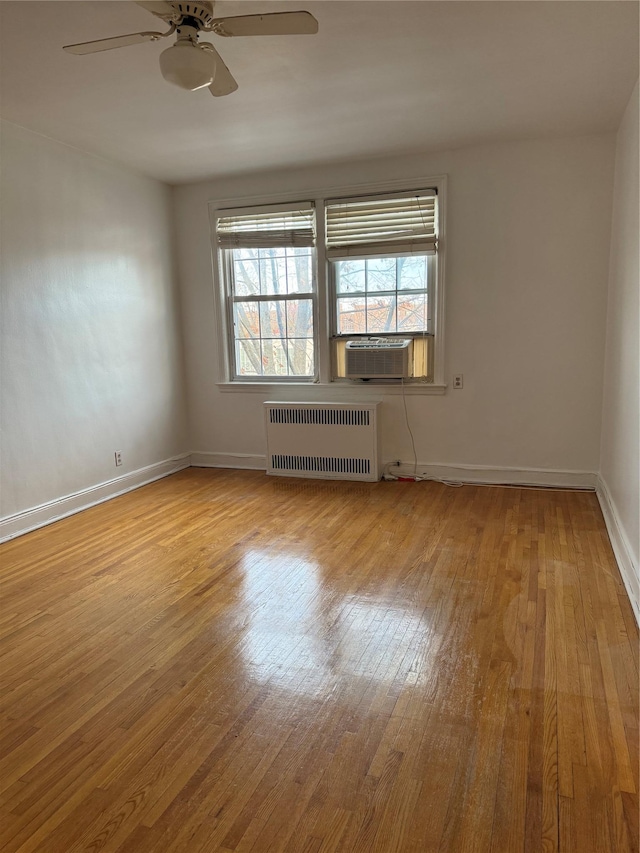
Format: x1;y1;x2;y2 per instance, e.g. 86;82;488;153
0;468;637;852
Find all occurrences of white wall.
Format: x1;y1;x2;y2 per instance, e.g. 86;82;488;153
599;82;639;614
0;122;187;524
174;134;615;482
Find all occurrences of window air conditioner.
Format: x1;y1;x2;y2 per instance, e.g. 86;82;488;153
345;338;413;380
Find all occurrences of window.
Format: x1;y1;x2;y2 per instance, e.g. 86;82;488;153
212;179;445;389
333;256;432;335
326;191;437;380
216;203;316;380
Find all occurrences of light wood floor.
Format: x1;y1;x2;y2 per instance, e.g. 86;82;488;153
1;469;637;853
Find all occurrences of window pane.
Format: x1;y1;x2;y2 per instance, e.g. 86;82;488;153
336;260;365;294
259;249;288;295
287;339;314;376
398;293;427;332
286;250;313;294
286;299;314;338
260;301;287;339
398;255;428;290
332;254;431;338
337;296;367;334
236;339;262;376
261;339;288;377
367;295;396;333
234;248;256;261
234;302;260;339
366;258;396;292
233;254;260;296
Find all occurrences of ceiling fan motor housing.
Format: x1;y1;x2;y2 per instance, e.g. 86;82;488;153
165;2;215;28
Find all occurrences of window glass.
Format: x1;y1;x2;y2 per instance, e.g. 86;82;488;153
225;248;315;376
334;256;431;335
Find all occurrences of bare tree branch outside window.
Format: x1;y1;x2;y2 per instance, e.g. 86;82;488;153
230;246;315;377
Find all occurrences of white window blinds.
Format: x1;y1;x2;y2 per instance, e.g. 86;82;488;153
216;202;315;249
325;191;437;258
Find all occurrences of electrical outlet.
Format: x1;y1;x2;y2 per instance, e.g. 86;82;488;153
114;451;122;467
453;374;464;389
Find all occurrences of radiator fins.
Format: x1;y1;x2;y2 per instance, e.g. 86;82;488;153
271;455;371;475
269;407;370;426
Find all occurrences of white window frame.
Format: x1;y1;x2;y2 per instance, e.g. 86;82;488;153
208;175;447;394
216;202;318;383
222;252;318;382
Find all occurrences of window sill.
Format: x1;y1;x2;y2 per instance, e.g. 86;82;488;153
216;381;447;395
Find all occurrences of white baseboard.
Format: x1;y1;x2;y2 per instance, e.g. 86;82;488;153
596;476;640;627
190;451;266;470
190;453;597;490
0;454;191;543
388;461;598;490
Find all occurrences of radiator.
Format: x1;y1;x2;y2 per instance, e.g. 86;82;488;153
264;402;381;482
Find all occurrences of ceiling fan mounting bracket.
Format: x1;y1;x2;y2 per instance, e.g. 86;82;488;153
156;22;177;40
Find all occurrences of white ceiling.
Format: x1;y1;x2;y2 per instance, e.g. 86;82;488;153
1;1;638;184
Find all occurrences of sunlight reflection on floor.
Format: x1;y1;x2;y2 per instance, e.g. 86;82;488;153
239;549;432;695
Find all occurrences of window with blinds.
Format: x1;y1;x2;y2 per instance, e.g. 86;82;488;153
325;191;437;258
211;179;445;387
215;203;317;380
326;191;438;345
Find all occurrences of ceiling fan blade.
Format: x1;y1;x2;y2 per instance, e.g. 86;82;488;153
201;45;238;96
63;31;166;54
134;1;178;20
211;11;318;38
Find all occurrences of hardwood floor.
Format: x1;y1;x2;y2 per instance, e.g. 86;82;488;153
0;468;637;852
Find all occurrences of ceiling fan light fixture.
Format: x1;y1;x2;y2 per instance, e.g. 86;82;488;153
159;42;215;90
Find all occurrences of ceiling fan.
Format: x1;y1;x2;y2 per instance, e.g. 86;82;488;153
63;1;318;97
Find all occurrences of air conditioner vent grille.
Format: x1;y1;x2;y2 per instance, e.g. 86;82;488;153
271;455;371;475
345;340;412;379
269;407;370;426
